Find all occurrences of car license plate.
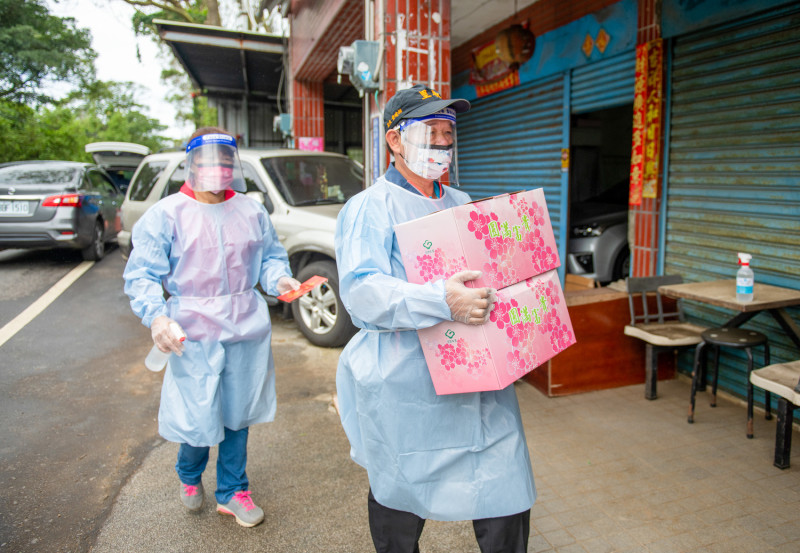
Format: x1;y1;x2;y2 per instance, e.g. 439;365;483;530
0;200;31;216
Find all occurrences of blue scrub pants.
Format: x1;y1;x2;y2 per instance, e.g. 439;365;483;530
175;427;249;504
367;490;530;553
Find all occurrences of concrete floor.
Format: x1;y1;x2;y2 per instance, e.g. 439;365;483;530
518;378;800;553
90;316;800;552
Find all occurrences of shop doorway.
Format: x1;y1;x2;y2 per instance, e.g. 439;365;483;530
323;83;363;164
567;103;633;285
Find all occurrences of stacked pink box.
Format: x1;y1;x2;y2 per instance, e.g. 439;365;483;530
394;189;576;395
397;188;560;289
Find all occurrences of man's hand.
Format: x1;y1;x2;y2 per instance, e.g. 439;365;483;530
445;271;496;325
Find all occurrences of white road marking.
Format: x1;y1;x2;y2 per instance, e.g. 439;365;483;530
0;261;94;348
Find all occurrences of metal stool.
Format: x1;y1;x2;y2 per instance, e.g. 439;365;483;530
688;327;770;438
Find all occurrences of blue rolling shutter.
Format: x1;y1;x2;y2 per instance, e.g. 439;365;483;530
457;75;566;253
571;50;636;113
665;3;800;398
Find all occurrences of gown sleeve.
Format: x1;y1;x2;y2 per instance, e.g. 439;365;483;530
123;207;172;328
335;192;453;330
256;209;292;296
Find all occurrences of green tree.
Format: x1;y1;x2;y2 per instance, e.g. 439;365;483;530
0;82;169;164
63;80;169;153
161;67;217;131
0;2;170;163
119;1;287;132
0;100;40;161
127;0;218;36
122;1;222;131
0;0;96;105
122;0;283;33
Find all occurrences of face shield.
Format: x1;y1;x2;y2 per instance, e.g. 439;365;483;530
398;107;459;182
185;133;246;193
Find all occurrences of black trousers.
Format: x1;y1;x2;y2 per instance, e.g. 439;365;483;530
367;490;530;553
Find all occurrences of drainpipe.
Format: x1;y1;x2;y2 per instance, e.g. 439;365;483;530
363;0;373;187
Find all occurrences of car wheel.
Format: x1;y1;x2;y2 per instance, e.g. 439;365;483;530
612;245;630;282
291;260;356;348
82;220;105;261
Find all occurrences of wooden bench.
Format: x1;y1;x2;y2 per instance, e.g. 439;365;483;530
750;360;800;469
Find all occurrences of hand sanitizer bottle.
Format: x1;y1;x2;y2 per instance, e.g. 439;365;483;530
736;252;754;303
144;323;186;372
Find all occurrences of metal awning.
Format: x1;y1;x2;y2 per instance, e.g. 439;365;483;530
154;19;285;101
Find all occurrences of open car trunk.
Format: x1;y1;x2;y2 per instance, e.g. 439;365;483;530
85;142;151;192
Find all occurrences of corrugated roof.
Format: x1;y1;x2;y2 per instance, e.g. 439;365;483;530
154;19;285;101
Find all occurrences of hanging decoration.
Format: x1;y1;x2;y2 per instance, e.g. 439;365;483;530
470;38;516;85
582;28;612;58
495;24;536;66
469;1;534;99
595;29;610;53
629;39;663;205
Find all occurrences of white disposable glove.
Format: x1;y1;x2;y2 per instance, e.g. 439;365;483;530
150;316;185;355
445;270;496;325
276;276;302;295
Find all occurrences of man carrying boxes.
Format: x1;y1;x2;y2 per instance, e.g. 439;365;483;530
394;187;574;396
334;85;539;552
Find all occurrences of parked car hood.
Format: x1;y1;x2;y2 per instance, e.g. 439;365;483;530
571;202;627;226
290;203;344;219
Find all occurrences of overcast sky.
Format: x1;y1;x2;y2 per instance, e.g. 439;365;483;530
46;0;192;140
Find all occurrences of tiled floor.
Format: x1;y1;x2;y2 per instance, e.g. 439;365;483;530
516;377;800;552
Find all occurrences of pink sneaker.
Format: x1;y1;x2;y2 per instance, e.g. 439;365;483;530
180;481;204;511
216;490;264;527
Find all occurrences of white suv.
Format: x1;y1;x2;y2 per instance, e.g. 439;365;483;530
120;148;363;347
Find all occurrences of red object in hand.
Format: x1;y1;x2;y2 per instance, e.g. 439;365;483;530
277;275;328;303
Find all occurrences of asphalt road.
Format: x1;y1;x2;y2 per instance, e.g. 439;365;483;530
0;248;163;552
1;247;485;553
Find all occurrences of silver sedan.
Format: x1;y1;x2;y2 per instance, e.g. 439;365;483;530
0;161;123;261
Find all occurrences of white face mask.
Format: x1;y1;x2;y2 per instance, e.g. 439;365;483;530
401;145;452;180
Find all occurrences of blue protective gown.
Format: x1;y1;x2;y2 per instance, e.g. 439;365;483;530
124;189;291;447
335;174;536;521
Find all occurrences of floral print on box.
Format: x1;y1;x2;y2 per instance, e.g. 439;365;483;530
460;193;559;290
435;337;490;378
491;276;574;379
418;270;576;395
414;247;468;282
395;189;560;291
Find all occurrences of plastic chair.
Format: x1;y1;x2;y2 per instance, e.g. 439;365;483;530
750;360;800;468
624;275;708;399
688;327;770;438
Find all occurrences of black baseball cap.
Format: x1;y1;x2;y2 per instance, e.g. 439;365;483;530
383;84;470;131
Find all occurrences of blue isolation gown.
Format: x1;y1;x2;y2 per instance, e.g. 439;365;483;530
124;188;291;447
335;172;536;521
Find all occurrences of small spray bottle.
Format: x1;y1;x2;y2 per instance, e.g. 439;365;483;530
144;322;186;372
736;252;754;303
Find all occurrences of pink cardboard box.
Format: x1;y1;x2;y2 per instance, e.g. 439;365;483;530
417;270;576;395
394;188;559;291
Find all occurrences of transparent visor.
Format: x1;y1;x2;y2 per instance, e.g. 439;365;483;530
185;136;246;193
398;108;459;182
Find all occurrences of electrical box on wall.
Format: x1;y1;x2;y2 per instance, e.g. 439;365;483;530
337;40;380;96
273;113;292;139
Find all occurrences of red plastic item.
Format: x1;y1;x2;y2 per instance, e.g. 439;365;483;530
277;275;328;303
